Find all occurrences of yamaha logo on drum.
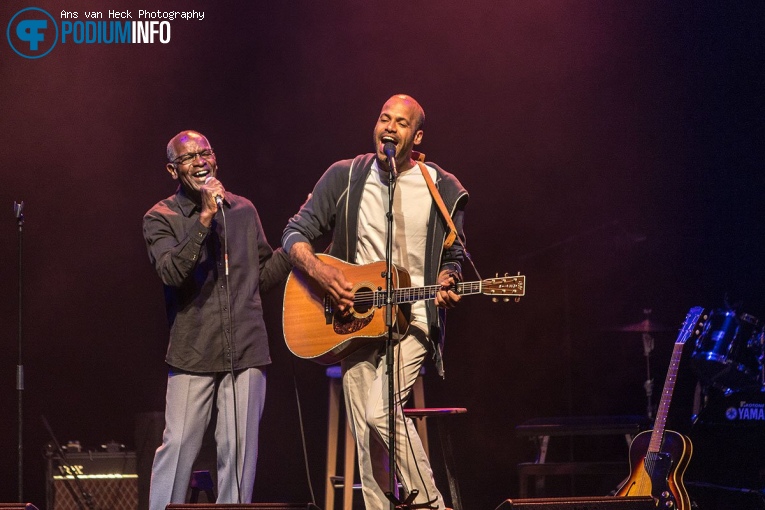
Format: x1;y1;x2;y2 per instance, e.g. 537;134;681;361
726;402;765;422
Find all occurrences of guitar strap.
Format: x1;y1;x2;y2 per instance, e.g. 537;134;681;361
416;161;458;249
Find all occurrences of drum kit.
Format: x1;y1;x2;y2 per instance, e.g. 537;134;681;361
687;309;765;506
690;308;764;396
614;308;765;413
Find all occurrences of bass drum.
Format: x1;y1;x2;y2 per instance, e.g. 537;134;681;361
691;309;763;392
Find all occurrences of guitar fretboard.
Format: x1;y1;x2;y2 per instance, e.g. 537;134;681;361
346;275;523;308
647;306;704;454
383;282;483;305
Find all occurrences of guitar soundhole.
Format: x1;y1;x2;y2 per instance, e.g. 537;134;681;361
349;284;375;318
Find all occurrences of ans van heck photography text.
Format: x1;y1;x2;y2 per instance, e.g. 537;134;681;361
61;10;205;21
58;9;204;44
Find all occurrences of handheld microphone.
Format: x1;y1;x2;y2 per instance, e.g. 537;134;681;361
204;176;224;208
383;142;397;178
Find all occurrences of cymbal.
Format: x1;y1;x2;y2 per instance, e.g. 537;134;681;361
612;318;675;333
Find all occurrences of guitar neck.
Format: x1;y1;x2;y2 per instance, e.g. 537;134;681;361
647;340;684;453
647;306;705;454
391;281;482;304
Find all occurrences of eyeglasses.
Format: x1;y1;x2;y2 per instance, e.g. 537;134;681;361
173;149;215;165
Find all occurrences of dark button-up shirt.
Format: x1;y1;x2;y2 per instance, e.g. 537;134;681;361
143;188;290;373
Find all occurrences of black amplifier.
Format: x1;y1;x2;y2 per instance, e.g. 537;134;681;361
47;452;138;510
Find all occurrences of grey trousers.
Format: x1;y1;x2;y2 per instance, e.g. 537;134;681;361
149;367;266;510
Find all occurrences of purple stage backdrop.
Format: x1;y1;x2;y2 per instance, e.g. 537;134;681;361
1;1;763;509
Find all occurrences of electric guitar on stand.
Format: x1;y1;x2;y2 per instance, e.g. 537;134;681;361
616;306;707;510
282;254;525;364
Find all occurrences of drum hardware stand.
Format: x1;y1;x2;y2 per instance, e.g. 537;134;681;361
613;308;675;418
641;310;655;420
642;332;655;420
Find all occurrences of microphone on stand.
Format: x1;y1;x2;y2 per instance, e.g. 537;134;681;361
383;142;397;179
13;201;24;220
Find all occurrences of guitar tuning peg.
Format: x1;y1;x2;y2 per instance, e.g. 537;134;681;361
503;297;510;303
492;297;499;303
495;272;499;278
504;272;509;277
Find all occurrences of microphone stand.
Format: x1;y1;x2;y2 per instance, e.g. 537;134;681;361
383;157;398;510
381;147;431;510
14;201;24;502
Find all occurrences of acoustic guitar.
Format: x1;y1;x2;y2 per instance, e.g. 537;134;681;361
616;306;707;510
282;254;525;364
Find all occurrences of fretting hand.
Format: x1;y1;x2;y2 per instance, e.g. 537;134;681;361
435;270;461;309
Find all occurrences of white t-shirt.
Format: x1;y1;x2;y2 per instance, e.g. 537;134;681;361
356;160;436;327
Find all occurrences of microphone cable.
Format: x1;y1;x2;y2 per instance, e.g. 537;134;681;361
290;357;318;505
219;203;244;503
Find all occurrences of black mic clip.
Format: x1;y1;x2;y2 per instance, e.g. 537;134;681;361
13;201;24;222
383;141;397;180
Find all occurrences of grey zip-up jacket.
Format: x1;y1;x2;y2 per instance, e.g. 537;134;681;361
282;153;469;376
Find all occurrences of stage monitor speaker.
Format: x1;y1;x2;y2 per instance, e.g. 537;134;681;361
0;505;40;510
49;452;138;510
495;496;655;510
52;478;138;510
167;505;320;510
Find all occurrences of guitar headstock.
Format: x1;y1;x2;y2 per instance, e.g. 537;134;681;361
677;306;707;345
482;273;526;302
